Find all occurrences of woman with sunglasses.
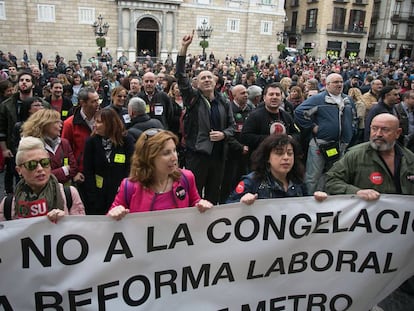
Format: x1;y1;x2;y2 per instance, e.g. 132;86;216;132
83;108;135;215
0;136;85;222
108;129;212;220
106;85;130;127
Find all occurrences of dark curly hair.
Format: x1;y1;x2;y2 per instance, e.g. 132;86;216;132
250;134;304;182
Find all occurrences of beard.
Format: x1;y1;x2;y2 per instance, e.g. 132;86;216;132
369;138;395;151
19;86;32;95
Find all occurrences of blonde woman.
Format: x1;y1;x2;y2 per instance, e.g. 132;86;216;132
348;87;365;145
22;109;80;185
279;77;294;116
0;136;85;222
279;77;292;98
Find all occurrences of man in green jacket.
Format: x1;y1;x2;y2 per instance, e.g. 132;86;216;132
326;113;414;310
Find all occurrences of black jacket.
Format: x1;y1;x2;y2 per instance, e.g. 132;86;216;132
137;90;173;130
83;134;135;215
175;56;235;155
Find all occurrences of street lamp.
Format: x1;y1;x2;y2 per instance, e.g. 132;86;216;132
92;14;110;59
196;19;213;61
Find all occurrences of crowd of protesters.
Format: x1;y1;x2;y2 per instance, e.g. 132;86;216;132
0;40;414;310
1;46;414;202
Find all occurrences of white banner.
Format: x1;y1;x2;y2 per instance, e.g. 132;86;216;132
0;195;413;311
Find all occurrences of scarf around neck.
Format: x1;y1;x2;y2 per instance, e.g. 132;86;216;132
13;174;64;218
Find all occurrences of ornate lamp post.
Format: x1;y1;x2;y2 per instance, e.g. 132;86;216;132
196;19;213;61
92;14;110;59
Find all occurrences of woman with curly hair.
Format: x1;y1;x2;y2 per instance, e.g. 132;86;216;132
21;109;80;185
107;129;212;219
227;134;327;205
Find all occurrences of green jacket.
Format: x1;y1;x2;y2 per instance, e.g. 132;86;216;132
325;142;414;195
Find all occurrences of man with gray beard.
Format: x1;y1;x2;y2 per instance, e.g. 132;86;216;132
325;113;414;311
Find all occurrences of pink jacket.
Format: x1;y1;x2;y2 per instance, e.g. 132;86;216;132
0;184;85;221
110;169;201;213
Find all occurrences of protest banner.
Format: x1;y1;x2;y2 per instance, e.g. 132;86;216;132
0;194;413;310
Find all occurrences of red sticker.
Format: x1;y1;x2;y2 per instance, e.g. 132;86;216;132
235;181;245;194
270;122;286;135
16;198;48;218
370;172;383;185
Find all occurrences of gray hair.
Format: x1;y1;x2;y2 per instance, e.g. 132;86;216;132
247;85;262;100
128;97;147;115
16;136;47;165
77;86;97;103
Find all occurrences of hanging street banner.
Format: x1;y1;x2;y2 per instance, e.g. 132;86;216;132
0;194;413;310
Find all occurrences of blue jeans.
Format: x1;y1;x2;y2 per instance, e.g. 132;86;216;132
304;143;326;194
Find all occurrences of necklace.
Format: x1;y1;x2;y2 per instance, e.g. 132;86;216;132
155;177;169;194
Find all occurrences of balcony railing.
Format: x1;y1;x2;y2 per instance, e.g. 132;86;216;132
353;0;368;5
326;24;368;35
302;25;318;33
284;25;298;33
391;11;414;22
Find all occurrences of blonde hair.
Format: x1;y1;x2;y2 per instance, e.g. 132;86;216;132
22;109;61;138
279;77;292;92
348;87;363;102
16;136;47;165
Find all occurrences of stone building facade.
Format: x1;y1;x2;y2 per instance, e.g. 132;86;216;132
284;0;374;60
367;0;414;62
0;0;287;64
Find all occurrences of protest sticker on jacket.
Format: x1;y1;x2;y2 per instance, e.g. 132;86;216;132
0;194;413;310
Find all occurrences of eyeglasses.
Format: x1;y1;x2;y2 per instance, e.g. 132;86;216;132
19;158;51;171
31;103;44;107
144;128;164;140
117;95;127;98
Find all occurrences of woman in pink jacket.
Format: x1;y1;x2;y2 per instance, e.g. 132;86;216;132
108;129;212;220
0;136;85;222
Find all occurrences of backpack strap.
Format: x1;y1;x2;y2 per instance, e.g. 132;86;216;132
63;186;73;211
4;194;13;221
123;179;133;208
180;172;190;193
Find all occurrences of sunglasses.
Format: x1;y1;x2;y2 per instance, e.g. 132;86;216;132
19;158;51;171
144;128;164;140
